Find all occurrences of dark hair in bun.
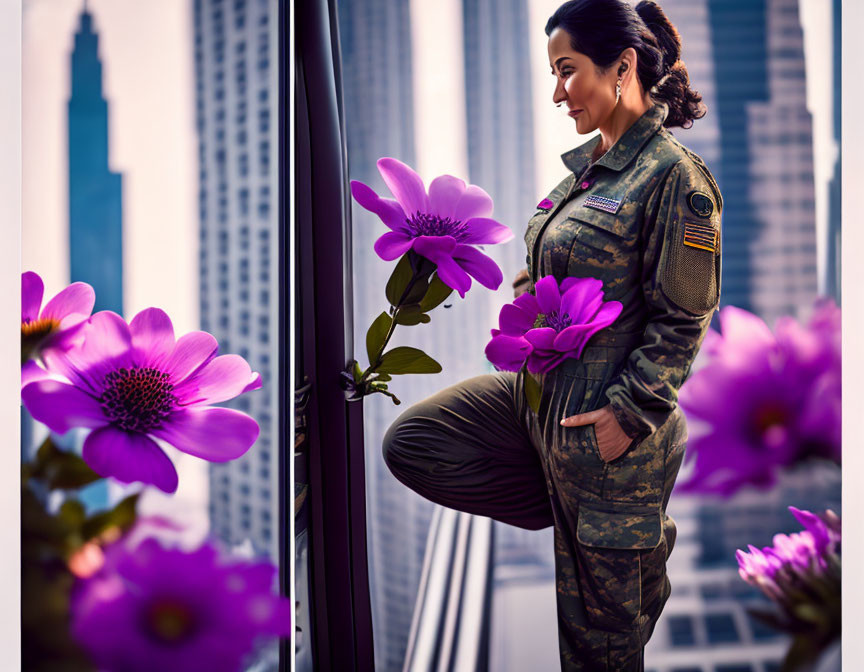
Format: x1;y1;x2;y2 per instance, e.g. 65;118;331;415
545;0;706;129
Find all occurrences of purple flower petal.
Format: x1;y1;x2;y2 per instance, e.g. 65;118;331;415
524;327;557;350
459;218;514;245
553;302;621;354
413;236;471;298
241;372;263;395
349;180;408;231
163;331;219;384
58;311;134;393
82;426;179;493
451;244;503;290
373;231;415;261
21;271;44;323
498;303;536;336
174;355;261;406
151;408;260;462
130;308;176;368
514;292;540;316
21;360;51;387
526;350;568;374
428;175;466;220
560;277;604;322
21;379;107;434
377;157;429;216
485;334;532;371
40;281;96;323
453;184;493;221
534;276;561;315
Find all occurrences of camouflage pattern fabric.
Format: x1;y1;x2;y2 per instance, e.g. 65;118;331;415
383;101;722;671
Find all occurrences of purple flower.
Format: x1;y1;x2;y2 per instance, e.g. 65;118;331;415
678;303;841;496
485;275;622;374
349;157;513;298
21;271;95;363
736;506;840;608
71;535;291;672
22;308;261;494
537;198;554;210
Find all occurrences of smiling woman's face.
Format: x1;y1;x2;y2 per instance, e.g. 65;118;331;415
547;27;617;135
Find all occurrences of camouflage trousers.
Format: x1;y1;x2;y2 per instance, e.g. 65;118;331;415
382;344;686;671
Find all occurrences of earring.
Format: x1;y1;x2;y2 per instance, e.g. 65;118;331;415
615;78;622;104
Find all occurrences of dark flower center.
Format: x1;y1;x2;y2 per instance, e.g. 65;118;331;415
751;402;791;447
143;599;197;645
100;367;176;432
405;212;469;240
534;310;572;332
21;317;59;340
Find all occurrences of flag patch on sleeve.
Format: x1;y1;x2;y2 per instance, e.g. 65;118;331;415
683;220;718;252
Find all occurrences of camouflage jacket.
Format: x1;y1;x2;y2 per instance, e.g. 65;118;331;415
524;101;723;445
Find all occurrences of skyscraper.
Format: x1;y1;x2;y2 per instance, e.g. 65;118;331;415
707;0;817;326
68;6;123;317
825;0;841;304
338;1;433;668
195;0;280;564
66;5;124;510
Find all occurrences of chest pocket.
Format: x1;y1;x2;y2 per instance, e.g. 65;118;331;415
564;202;639;279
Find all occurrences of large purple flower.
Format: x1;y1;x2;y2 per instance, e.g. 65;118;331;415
21;308;261;494
350;157;513;298
21;271;95;364
71;535;291;672
736;506;841;606
485;275;623;374
678;303;841;496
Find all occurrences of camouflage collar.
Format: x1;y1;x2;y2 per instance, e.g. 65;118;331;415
560;101;669;174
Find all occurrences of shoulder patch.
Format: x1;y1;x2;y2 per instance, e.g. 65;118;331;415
683;220;718;252
687;191;714;218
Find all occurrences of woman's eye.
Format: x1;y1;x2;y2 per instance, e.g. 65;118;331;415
559;70;574;79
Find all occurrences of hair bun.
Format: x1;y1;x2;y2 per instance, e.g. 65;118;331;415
635;0;681;72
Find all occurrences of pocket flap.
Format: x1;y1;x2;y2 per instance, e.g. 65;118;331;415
576;502;663;550
567;197;632;238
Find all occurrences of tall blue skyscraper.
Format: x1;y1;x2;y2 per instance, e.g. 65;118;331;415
707;0;817;326
68;6;123;315
66;5;123;510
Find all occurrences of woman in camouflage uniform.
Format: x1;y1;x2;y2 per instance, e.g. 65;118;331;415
383;1;722;669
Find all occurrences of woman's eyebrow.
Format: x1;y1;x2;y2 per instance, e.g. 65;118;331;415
550;56;573;73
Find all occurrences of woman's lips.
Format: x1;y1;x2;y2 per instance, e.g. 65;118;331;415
568;109;583;118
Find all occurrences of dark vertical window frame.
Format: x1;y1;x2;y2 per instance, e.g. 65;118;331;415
278;0;289;669
294;0;375;669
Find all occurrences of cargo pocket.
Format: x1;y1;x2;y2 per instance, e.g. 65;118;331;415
574;501;664;632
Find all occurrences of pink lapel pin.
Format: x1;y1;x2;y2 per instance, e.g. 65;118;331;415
537;198;554;211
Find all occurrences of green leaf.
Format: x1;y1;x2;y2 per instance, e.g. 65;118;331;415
58;500;86;530
28;437;102;490
376;347;442;375
403;276;431;306
366;312;393;364
385;254;414;307
419;275;453;312
524;371;541;414
373;373;392;382
394;306;432;326
352;360;363;382
81;493;140;542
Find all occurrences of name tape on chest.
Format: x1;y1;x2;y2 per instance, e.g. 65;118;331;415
583;194;622;215
683;220;718;252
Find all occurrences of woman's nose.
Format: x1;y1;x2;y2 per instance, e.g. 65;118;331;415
553;81;567;106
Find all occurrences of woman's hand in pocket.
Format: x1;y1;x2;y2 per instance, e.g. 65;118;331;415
560;404;632;462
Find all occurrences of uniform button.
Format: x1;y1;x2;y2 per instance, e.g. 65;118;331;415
581;180;591;189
